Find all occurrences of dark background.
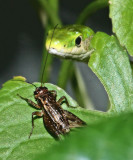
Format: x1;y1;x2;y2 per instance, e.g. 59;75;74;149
0;0;112;111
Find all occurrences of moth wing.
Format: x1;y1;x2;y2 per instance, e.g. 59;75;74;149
64;110;86;128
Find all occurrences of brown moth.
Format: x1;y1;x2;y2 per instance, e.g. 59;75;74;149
18;25;86;140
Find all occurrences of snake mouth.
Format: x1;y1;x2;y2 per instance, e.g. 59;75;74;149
48;48;61;55
48;48;83;59
48;48;93;62
48;48;70;58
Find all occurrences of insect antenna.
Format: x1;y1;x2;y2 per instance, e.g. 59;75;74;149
23;81;37;88
41;24;58;87
20;80;37;88
27;82;37;88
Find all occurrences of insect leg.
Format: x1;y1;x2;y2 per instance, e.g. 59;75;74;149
17;94;41;109
57;96;75;108
29;111;44;139
57;96;69;106
49;90;57;97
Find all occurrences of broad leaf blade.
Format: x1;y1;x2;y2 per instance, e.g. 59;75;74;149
89;32;133;113
38;112;133;160
0;77;106;160
0;79;56;160
109;0;133;56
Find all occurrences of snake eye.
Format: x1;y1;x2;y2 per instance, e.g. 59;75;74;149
75;36;82;47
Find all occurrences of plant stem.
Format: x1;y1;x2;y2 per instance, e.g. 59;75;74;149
74;64;94;110
76;0;108;24
36;0;62;82
38;0;61;26
40;25;53;83
57;60;74;88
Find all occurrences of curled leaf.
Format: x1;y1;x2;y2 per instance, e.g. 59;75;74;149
89;32;133;113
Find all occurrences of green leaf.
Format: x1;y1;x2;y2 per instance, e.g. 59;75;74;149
109;0;133;55
37;112;133;160
89;32;133;113
0;77;106;160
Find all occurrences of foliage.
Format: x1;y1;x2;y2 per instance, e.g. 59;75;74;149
89;32;133;113
109;0;133;55
36;112;133;160
0;77;105;159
